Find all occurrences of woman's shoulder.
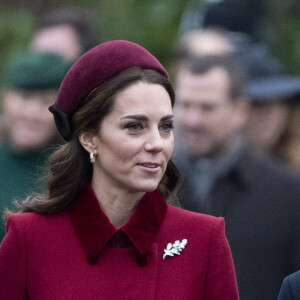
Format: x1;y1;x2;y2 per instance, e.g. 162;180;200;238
165;204;225;236
6;212;69;234
8;211;67;222
167;204;224;225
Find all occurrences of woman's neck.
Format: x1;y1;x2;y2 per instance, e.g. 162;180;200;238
92;179;145;228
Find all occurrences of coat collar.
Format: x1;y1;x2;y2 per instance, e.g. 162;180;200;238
69;183;167;264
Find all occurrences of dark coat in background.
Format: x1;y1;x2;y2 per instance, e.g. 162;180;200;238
278;270;300;300
175;148;300;300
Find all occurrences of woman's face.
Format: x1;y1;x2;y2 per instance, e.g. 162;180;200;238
89;81;174;194
245;101;290;151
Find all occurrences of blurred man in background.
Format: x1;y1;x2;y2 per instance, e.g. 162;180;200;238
30;6;99;60
0;51;71;241
173;54;300;300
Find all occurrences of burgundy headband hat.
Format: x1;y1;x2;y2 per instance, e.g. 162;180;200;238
49;40;168;141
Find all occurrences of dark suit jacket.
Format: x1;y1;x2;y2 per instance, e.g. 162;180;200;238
175;148;300;300
0;184;239;299
278;271;300;300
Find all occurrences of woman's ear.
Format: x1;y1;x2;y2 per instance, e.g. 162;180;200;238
79;131;98;154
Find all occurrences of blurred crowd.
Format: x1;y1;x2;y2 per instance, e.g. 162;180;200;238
0;1;300;299
0;6;100;238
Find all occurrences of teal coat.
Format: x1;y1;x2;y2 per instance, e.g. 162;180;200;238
0;144;50;240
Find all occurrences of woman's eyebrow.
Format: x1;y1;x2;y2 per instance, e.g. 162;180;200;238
161;114;174;121
121;115;148;121
121;114;174;121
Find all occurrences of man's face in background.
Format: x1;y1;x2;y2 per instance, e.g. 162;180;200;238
175;66;248;159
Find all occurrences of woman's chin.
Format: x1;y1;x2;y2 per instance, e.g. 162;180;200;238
134;181;160;193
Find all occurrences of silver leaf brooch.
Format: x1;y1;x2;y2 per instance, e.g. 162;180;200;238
163;239;188;260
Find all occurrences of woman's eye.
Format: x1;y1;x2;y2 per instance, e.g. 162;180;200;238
125;123;143;132
160;122;174;132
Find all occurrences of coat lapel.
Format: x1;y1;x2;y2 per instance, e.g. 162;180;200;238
69;183;167;266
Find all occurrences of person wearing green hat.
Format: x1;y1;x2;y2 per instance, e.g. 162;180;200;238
0;51;71;241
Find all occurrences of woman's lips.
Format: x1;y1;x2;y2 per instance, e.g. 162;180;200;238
137;162;161;172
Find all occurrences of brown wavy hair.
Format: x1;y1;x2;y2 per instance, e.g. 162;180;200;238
17;67;180;215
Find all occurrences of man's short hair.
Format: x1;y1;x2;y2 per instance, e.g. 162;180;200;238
37;7;99;54
180;55;246;100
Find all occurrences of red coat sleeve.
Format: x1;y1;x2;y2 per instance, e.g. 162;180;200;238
205;217;239;300
0;215;27;300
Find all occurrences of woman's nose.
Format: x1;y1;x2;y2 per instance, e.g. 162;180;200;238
144;130;164;152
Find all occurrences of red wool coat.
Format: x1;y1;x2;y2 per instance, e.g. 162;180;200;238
0;184;239;299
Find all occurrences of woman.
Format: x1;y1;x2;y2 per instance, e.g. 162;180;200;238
0;40;239;299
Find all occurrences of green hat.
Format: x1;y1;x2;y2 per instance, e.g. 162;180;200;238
3;51;72;90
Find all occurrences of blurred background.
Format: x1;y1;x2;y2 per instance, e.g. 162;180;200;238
0;0;300;83
1;0;187;82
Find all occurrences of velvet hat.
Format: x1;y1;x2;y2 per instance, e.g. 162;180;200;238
3;51;71;91
49;40;168;141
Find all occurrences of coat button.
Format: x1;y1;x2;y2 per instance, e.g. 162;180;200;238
87;254;99;265
135;252;150;267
